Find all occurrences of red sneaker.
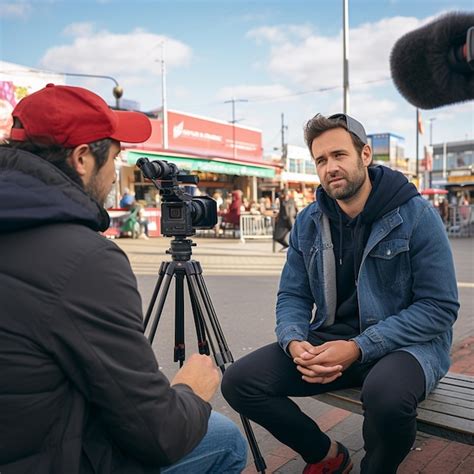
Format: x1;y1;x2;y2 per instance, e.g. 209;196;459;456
303;442;353;474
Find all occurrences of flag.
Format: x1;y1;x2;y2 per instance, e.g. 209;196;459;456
417;109;424;135
423;145;433;171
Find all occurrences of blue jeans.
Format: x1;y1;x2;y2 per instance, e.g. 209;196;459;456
161;411;247;473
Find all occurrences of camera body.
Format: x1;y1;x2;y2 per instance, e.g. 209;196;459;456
136;158;217;237
161;196;217;237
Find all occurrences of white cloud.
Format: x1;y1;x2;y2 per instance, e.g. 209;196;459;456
216;84;293;102
248;16;425;89
62;22;95;37
40;26;192;79
246;24;312;45
0;1;32;18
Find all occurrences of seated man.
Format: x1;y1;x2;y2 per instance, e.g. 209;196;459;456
222;113;458;474
0;84;247;473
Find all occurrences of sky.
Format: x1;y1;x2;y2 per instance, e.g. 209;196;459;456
1;0;473;159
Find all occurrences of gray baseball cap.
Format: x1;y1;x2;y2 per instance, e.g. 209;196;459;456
328;113;368;144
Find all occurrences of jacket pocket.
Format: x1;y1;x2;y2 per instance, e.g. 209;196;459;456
368;238;410;289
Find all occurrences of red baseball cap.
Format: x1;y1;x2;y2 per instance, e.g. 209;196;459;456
9;83;152;147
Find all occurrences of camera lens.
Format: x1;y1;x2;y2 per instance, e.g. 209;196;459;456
190;200;204;224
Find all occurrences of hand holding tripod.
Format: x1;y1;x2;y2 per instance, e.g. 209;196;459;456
143;236;266;473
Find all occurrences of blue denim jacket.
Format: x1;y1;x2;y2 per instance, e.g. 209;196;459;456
276;195;459;395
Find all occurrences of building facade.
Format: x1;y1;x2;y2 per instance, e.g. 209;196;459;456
432;139;474;201
119;109;277;207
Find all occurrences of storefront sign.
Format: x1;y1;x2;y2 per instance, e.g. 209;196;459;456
134;110;263;163
126;150;275;178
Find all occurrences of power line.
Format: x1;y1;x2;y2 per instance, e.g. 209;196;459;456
248;77;391;103
185;77;391;108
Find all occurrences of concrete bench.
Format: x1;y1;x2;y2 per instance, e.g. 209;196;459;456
313;372;474;445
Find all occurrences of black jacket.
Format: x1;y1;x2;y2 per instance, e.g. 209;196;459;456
0;149;211;473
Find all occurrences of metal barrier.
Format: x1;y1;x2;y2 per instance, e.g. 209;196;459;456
239;214;274;243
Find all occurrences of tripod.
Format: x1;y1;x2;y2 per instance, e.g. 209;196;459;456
143;236;267;473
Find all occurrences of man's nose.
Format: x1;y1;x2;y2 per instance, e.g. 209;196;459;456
326;157;339;174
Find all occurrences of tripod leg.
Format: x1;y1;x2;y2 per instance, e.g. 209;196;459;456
174;271;186;366
144;261;168;331
240;415;267;473
184;263;267;474
191;263;233;365
186;278;210;355
146;269;174;345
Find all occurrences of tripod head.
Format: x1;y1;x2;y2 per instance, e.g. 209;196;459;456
166;236;196;262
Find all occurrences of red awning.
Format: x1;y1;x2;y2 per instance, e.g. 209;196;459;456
421;188;448;195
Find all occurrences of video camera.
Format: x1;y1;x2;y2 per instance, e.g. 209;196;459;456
136;158;217;237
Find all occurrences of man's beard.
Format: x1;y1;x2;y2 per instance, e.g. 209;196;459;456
85;175;107;207
323;158;366;201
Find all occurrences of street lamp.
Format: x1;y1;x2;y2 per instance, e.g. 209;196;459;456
428;117;437;188
55;72;123;109
342;0;350;114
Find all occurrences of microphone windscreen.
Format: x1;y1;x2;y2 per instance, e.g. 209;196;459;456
390;12;474;109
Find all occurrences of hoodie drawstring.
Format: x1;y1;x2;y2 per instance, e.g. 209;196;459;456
338;211;343;266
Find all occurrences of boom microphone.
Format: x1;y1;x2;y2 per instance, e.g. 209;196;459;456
390;12;474;109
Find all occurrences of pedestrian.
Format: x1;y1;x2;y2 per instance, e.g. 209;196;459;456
273;189;298;250
137;203;150;239
0;84;247;473
222;190;242;226
222;112;458;474
119;187;135;209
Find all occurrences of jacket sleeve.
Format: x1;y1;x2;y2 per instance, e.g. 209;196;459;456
353;204;459;362
276;217;315;352
43;240;211;466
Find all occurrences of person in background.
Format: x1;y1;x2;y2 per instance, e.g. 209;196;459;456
119;187;135;209
273;189;298;250
0;84;247;473
438;197;449;226
137;203;150;239
212;190;224;211
222;113;458;474
242;196;250;212
223;190;243;227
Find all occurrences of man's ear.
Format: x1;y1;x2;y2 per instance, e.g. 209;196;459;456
69;144;92;178
361;144;373;167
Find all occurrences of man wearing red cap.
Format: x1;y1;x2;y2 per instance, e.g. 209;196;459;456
0;84;246;473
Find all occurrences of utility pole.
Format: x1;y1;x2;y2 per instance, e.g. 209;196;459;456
429;117;437;146
281;113;289;191
161;42;168;149
342;0;350;114
416;108;420;180
224;97;247;159
280;113;289;192
281;113;288;157
428;117;436;188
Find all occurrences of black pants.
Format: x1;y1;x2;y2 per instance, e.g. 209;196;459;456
222;337;425;474
273;224;291;248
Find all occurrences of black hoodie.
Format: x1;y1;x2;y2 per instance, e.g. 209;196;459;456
314;166;419;340
0;148;211;473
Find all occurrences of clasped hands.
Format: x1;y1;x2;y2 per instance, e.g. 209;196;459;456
288;339;361;384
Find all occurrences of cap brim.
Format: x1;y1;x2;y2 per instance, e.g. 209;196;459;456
111;110;152;144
